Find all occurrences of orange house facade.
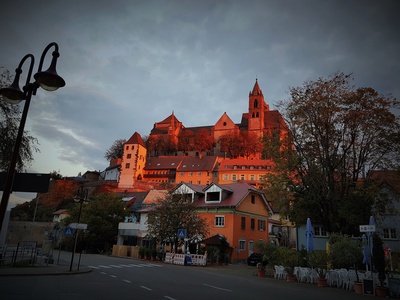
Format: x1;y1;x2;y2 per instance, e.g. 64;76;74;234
173;182;274;263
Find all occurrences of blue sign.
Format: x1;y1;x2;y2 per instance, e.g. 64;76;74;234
177;229;186;239
64;226;74;237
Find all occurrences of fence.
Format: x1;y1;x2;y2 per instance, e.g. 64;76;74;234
164;253;207;266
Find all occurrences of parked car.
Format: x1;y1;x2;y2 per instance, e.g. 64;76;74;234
247;252;263;266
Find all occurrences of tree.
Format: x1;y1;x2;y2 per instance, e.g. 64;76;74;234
269;72;400;234
146;193;209;251
218;131;263;158
63;193;129;253
193;128;214;158
177;129;195;154
104;139;126;161
0;67;39;171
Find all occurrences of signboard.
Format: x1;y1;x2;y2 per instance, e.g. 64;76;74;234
359;225;376;232
0;172;50;193
177;229;186;239
363;279;374;295
69;223;88;230
64;226;74;237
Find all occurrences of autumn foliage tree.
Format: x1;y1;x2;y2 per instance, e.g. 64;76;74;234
104;139;126;161
147;193;209;251
193;128;214;158
177;129;195;154
218;130;263;158
266;72;400;234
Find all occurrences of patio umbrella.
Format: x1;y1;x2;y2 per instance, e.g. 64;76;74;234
305;218;314;252
368;216;375;271
362;234;371;271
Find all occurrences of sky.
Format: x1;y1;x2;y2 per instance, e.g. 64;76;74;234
0;0;399;205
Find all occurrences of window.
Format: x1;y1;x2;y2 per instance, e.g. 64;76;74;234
197;181;201;184
258;220;266;231
251;218;255;230
206;192;220;202
232;174;237;181
127;154;132;159
223;174;229;181
189;172;193;176
239;239;246;251
125;163;130;169
240;174;245;180
250;174;255;180
215;216;225;227
314;226;327;237
251;195;255;204
180;172;184;176
197;172;202;176
131;145;134;150
383;228;397;239
241;217;246;230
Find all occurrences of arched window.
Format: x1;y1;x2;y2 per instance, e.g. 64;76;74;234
254;99;258;108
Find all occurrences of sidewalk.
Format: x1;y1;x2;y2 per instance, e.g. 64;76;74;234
0;255;92;276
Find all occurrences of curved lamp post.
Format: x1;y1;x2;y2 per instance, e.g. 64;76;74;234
0;42;65;235
69;186;89;271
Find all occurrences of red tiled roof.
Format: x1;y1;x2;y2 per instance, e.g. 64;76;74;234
144;156;184;170
370;170;400;195
219;158;273;169
177;156;218;172
125;132;145;147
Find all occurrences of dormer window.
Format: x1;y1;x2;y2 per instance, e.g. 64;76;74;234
206;191;220;202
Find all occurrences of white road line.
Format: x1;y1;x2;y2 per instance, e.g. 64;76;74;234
100;272;107;275
120;264;132;267
88;266;100;269
203;284;232;292
164;296;177;300
123;280;131;283
110;275;117;278
109;264;122;268
140;286;152;291
98;265;111;269
146;263;162;267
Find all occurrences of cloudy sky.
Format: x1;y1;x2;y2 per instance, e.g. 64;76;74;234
1;0;399;181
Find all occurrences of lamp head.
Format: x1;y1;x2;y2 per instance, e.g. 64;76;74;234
0;69;24;104
34;50;65;91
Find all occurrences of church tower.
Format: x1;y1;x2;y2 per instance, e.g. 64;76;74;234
118;132;147;189
248;79;270;137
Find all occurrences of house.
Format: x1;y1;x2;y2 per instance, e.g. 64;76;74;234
370;170;400;251
116;182;274;263
52;209;69;223
217;158;274;188
295;170;400;251
116;190;168;247
173;182;274;263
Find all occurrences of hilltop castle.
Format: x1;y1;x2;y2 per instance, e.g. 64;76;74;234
117;79;287;189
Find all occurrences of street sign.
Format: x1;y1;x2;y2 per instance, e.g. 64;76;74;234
69;223;88;230
359;225;376;232
177;229;186;239
64;226;74;237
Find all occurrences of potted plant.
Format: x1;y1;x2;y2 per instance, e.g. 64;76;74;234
256;254;268;277
372;233;388;297
308;250;329;286
138;247;145;259
280;247;299;282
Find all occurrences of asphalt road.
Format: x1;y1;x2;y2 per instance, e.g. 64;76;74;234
0;252;370;300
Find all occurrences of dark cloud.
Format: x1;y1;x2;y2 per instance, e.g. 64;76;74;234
1;0;398;176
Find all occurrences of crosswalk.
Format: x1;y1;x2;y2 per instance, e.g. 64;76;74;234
89;263;162;270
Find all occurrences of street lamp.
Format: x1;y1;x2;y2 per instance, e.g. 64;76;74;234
69;186;89;271
0;42;65;236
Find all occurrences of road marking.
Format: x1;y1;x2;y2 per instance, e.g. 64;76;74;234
100;272;107;275
89;266;100;269
123;280;131;283
140;286;152;291
203;284;232;292
109;264;122;268
110;275;117;278
164;296;177;300
98;265;111;268
120;264;132;267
